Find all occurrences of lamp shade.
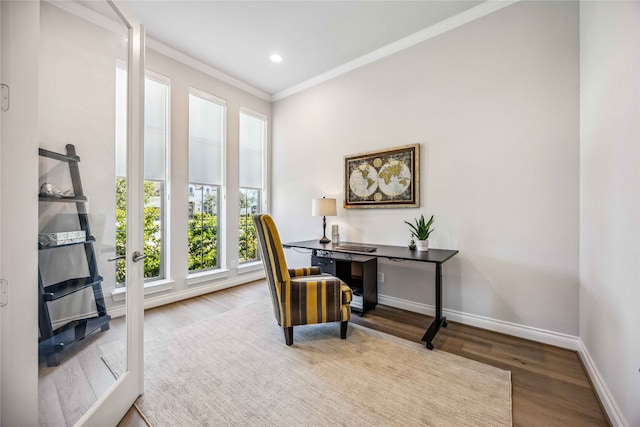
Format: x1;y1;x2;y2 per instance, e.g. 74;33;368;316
312;197;337;217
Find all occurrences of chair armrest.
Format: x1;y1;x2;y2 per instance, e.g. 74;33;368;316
341;284;352;304
288;267;322;278
289;275;350;305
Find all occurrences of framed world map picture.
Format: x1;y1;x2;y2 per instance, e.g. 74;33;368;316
344;143;420;208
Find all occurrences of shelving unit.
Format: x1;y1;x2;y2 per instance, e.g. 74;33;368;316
38;144;111;367
311;251;377;315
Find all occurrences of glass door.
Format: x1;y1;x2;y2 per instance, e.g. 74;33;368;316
1;1;144;425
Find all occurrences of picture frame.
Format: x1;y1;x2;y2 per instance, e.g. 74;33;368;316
344;143;419;209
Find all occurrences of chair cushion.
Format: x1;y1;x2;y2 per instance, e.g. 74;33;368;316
284;275;351;326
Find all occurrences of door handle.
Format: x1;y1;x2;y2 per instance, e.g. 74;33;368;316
132;251;147;262
108;254;126;262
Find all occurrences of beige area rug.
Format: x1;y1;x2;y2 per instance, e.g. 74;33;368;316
104;300;512;426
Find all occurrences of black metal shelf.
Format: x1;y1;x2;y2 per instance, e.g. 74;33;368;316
42;275;104;302
38;144;110;366
39;147;80;162
38;236;95;250
38;315;111;356
39;195;87;203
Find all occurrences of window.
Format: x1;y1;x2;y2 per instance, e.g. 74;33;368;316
238;110;266;264
141;75;170;280
188;89;225;272
115;69;170;285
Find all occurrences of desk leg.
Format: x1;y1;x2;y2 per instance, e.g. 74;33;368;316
421;262;447;350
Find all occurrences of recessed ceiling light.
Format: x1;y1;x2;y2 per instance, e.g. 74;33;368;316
270;53;283;63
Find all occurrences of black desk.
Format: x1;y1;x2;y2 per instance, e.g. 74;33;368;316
283;240;459;350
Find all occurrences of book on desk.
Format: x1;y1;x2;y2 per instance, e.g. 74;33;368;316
333;244;377;253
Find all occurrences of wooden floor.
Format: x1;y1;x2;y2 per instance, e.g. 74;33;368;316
351;305;610;427
40;279;609;426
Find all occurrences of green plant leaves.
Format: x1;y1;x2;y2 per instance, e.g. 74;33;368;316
404;214;434;240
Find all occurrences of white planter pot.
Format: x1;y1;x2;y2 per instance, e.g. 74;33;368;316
416;239;429;251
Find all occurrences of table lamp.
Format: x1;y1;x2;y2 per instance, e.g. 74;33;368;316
312;197;337;243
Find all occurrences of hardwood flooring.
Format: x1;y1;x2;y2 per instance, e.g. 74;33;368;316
39;279;609;426
350;304;610;427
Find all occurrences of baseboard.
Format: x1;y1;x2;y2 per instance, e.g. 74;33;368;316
107;271;265;319
577;339;629;427
378;294;580;350
378;294;628;426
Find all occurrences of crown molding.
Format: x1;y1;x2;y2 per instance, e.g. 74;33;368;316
146;38;271;102
47;0;270;101
46;0;127;34
51;0;518;104
272;0;519;102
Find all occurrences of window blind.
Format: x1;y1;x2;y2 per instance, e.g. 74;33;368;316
144;78;168;181
189;93;224;185
115;71;168;181
239;112;265;188
115;67;127;178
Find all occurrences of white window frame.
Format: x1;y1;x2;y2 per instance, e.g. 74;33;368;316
187;87;228;281
112;69;174;301
238;107;268;273
144;69;171;285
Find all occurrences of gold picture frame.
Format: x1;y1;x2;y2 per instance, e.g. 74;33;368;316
344;143;419;208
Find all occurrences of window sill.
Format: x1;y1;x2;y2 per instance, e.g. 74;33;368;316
111;279;175;303
238;261;263;274
187;268;230;286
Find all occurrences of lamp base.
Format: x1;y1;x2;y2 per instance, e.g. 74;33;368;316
319;215;331;244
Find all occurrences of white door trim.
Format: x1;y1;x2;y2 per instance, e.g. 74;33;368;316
0;2;40;425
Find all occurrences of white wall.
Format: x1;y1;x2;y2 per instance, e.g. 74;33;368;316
580;2;640;426
272;1;580;335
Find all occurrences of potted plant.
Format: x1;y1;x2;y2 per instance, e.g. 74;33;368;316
405;214;434;251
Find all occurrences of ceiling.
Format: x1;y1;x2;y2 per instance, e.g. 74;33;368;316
126;1;484;98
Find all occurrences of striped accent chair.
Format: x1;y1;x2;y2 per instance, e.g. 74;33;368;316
253;213;352;345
